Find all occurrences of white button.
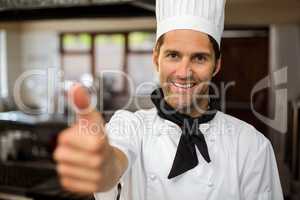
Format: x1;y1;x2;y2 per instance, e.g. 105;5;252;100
209;138;215;142
208;182;214;187
156;129;163;136
150;174;157;181
199;123;210;133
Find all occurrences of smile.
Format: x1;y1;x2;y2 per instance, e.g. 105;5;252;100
172;82;196;89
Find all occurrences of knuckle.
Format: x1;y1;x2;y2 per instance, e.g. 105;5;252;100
57;130;69;144
56;164;66;175
53;150;59;161
60;178;71;188
53;148;63;161
54;147;69;162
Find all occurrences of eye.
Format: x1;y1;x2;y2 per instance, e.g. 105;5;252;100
166;52;179;59
193;55;207;63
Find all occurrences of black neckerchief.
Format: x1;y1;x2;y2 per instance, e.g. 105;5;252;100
150;88;218;179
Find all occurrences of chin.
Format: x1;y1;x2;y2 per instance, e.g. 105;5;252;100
167;95;193;110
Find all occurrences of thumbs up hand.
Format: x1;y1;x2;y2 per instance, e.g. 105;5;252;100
54;84;128;194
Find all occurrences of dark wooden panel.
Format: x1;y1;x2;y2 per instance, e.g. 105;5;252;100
214;35;270;135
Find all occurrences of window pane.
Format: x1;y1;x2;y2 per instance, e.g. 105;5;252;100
95;34;124;92
129;32;156;51
128;54;158;95
63;33;91;52
62;55;91;81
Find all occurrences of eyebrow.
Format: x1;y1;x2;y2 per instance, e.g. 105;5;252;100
163;49;180;55
191;52;212;59
163;49;212;59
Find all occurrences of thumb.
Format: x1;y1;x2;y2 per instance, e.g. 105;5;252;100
69;83;104;126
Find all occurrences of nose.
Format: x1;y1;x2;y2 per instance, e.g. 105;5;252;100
175;57;192;79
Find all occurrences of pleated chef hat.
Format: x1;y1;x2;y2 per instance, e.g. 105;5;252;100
156;0;226;47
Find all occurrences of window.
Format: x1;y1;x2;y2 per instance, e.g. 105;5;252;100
60;31;158;112
95;34;125;92
129;32;156;51
60;33;92;81
0;30;8;98
60;31;158;95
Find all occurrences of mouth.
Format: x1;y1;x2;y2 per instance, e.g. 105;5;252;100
169;81;198;94
172;82;196;89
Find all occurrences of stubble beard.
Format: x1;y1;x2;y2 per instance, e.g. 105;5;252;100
163;82;210;117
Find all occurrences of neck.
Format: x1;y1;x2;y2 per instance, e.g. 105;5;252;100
158;88;211;118
179;98;209;118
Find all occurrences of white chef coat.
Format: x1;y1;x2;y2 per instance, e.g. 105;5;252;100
94;108;283;200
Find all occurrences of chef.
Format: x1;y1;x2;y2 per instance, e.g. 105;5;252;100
54;0;284;199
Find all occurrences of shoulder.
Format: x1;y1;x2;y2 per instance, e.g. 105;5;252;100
215;111;271;152
215;112;274;172
105;108;159;145
107;108;157;128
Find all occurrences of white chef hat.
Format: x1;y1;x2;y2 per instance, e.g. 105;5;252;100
156;0;226;47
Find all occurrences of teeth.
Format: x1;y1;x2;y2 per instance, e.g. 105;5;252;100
173;82;194;88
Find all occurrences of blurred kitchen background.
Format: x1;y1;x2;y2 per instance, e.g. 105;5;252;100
0;0;299;200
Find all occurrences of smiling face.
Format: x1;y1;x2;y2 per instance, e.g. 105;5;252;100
153;30;221;117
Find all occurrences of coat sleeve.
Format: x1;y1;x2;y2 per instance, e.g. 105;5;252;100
94;110;143;200
239;128;284;200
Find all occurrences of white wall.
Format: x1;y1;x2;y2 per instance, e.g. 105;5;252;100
0;31;7;111
21;31;59;71
0;31;8;98
20;18;156;32
268;24;300;161
0;26;60;110
270;25;300;101
19;31;60;109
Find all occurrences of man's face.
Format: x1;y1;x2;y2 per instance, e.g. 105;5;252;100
153;29;221;114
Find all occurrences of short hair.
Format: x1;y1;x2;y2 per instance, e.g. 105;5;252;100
154;33;221;61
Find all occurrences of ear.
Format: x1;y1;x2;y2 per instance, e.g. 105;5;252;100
152;48;159;72
213;55;222;77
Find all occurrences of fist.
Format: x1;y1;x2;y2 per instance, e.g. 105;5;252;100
53;84;115;194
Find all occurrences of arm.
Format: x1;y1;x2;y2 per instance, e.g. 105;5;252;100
239;129;283;200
